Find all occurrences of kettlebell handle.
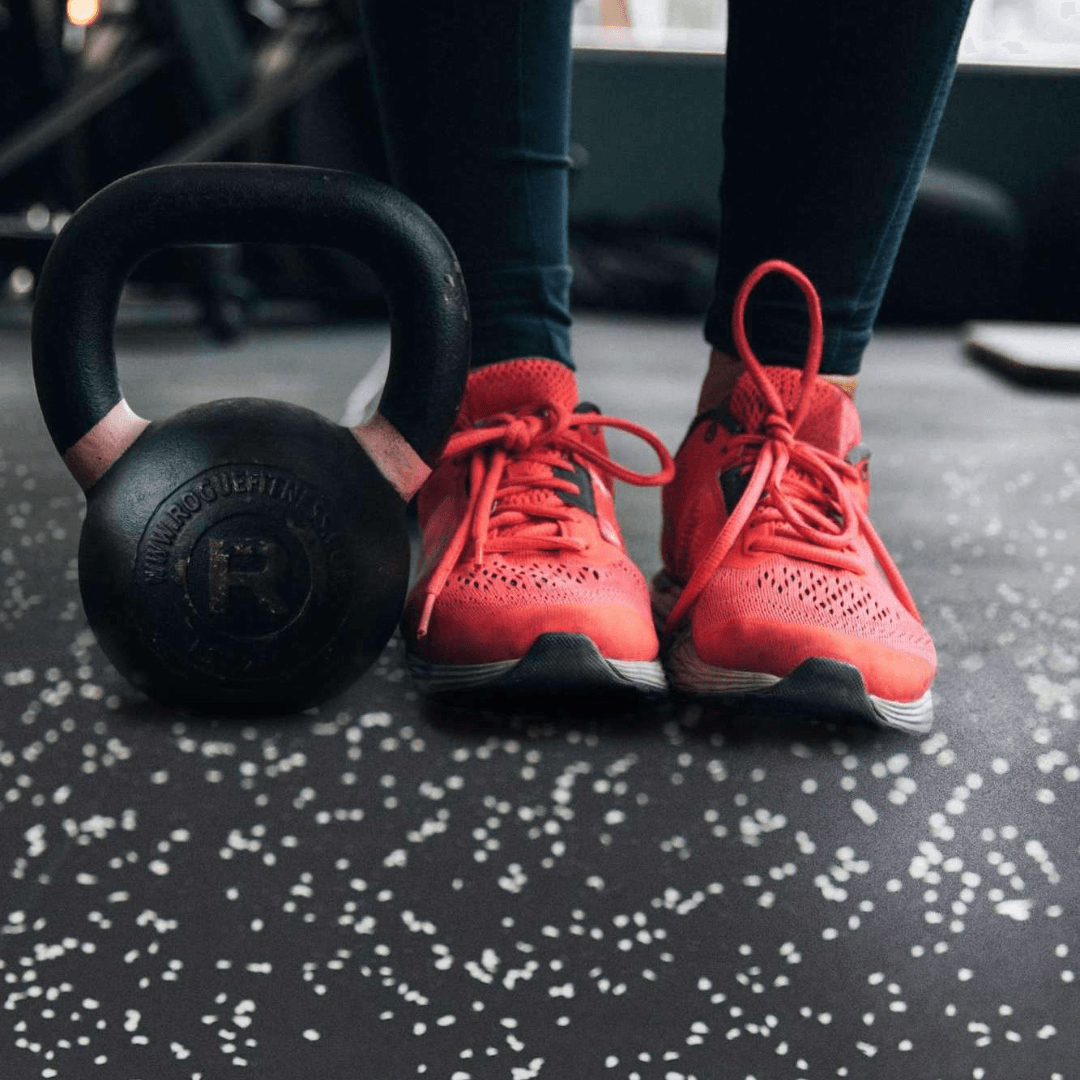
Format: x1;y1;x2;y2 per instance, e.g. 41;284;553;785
32;163;470;493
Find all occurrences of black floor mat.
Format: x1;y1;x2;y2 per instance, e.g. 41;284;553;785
1;313;1078;1079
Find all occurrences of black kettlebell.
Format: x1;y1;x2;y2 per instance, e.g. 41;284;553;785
32;163;469;712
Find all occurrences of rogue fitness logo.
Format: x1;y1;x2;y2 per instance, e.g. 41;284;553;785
133;465;354;679
206;537;288;618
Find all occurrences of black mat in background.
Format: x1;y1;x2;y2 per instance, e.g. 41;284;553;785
0;317;1078;1080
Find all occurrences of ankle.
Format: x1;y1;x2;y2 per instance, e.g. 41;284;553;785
698;348;859;411
821;373;858;400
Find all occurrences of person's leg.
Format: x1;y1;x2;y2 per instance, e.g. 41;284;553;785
357;0;575;369
660;0;973;731
698;0;974;409
358;2;675;698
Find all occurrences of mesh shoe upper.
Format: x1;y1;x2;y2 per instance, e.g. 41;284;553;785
402;358;674;665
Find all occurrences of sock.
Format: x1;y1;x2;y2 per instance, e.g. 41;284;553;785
820;373;858;399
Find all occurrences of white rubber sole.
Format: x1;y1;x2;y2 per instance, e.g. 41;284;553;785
665;630;933;734
407;632;668;700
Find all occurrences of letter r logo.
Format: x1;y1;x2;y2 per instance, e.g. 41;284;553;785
207;538;289;616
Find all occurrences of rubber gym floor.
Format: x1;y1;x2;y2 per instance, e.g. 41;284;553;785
1;302;1077;1080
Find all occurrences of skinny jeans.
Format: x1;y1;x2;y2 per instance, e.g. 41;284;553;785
358;0;973;377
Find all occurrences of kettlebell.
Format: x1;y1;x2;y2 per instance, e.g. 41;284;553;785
32;163;470;712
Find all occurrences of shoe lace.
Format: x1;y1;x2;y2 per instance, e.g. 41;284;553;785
417;401;675;637
664;258;921;633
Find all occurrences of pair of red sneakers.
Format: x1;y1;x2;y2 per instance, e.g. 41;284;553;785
400;261;936;733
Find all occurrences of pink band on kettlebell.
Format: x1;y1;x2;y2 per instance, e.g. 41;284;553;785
63;399;150;490
352;412;432;502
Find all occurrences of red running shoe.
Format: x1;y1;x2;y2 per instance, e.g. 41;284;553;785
654;260;937;732
402;358;674;699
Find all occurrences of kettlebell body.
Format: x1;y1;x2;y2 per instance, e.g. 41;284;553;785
79;399;409;710
33;163;470;711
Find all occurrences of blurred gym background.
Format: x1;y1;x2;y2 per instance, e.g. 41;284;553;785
0;0;1076;340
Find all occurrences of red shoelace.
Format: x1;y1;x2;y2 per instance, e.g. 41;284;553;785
664;259;921;633
417;402;675;638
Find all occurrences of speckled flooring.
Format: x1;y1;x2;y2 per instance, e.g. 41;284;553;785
1;309;1078;1080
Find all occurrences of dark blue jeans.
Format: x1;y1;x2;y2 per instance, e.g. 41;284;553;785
359;0;973;377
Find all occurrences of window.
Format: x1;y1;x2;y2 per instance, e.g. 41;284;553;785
572;0;1080;69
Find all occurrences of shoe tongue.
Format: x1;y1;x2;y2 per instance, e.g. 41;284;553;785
728;366;860;457
459;358;583;522
459;357;578;427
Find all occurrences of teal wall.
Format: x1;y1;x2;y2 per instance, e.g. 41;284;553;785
569;54;1080;222
570;53;727;222
932;70;1080;203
